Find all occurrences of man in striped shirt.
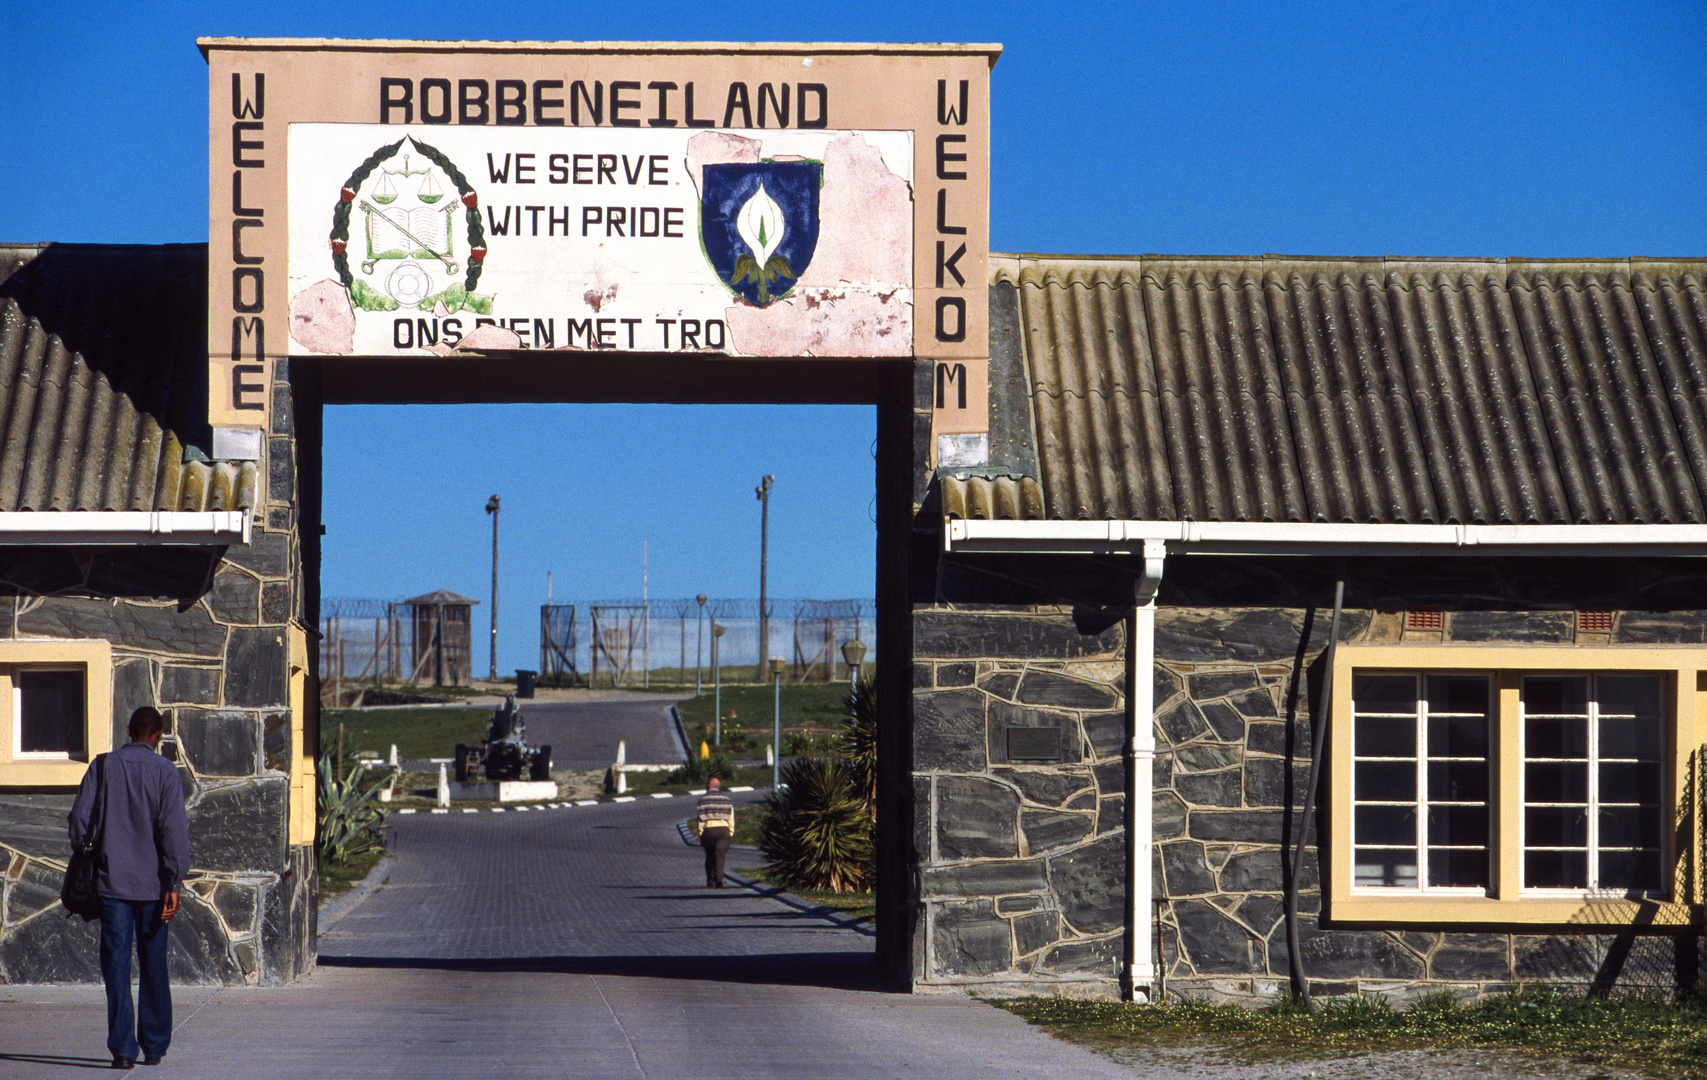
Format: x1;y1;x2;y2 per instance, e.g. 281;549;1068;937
695;778;736;887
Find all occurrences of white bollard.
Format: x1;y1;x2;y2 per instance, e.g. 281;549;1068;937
766;743;775;767
389;743;399;767
616;770;627;794
616;739;627;766
437;763;450;807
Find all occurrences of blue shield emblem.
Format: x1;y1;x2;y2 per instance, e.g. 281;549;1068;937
701;162;821;306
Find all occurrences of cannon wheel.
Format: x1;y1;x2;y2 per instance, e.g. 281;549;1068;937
454;744;468;783
531;746;552;781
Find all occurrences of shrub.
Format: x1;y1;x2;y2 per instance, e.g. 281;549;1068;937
758;755;874;893
842;676;877;819
317;752;386;864
666;751;737;786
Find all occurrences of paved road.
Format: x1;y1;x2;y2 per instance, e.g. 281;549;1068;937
0;794;1159;1079
519;696;686;770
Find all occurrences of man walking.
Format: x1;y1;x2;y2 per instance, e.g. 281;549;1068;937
68;707;190;1070
695;777;735;887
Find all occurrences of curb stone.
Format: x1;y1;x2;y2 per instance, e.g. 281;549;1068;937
318;855;393;934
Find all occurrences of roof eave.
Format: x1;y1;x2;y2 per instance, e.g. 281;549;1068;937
0;511;252;546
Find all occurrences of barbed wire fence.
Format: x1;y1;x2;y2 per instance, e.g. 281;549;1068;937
317;596;875;694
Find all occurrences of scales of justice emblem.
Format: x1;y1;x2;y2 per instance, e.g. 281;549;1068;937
700;161;822;307
328;136;491;315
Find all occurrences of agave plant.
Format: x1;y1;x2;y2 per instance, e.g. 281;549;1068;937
842;676;877;820
758;756;874;894
317;751;386;864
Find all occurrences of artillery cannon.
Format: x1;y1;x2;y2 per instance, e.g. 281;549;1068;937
454;694;552;782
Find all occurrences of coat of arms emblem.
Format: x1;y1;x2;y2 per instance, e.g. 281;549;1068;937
700;161;821;306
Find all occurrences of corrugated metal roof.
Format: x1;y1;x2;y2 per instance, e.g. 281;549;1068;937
0;243;255;514
950;254;1707;525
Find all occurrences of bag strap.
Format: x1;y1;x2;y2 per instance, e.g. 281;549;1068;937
81;753;108;855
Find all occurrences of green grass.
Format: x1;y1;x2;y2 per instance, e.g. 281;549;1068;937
996;986;1707;1078
617;763;773;798
316;847;386;907
323;707;490;761
675;682;856;753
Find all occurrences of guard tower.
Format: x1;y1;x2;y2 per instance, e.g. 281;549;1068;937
404;589;478;687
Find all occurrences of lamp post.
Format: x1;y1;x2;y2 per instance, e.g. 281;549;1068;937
770;657;786;791
484;494;500;681
841;639;867;686
755;474;774;681
712;622;727;745
695;594;707;696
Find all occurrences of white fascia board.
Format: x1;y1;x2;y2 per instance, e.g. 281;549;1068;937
0;511;253;546
945;519;1707;557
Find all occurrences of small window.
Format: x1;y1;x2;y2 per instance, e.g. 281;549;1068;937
16;669;86;756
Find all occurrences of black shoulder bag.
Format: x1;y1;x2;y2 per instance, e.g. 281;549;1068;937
61;753;107;922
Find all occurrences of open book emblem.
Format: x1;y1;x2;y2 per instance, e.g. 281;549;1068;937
328;137;491;315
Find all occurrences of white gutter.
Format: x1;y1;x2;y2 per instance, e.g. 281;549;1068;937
0;511;252;546
947;519;1707;557
1126;538;1164;1002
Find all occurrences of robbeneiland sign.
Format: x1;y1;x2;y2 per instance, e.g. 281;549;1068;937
201;39;997;450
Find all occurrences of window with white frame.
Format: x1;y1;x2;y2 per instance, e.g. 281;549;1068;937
1351;672;1491;890
1521;674;1664;893
14;668;87;757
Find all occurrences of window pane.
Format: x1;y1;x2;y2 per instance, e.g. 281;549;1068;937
1355;805;1416;846
1526;805;1588;847
1526;849;1588;889
18;670;84;754
1355;717;1415;758
1598;717;1662;760
1429;760;1488;802
1355;848;1418;887
1525;676;1588;715
1356;761;1416;802
1526;717;1587;759
1526;761;1588;803
1598;675;1662;720
1428;714;1488;758
1428;804;1488;846
1427;675;1489;716
1598;849;1663;892
1598;806;1662;850
1353;674;1417;713
1598;762;1662;805
1427;847;1488;888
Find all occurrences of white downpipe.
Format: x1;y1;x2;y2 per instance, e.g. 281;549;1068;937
947;518;1707;557
0;510;251;546
1127;538;1164;1001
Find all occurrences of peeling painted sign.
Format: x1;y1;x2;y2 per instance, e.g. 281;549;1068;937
205;39;994;436
287;125;912;358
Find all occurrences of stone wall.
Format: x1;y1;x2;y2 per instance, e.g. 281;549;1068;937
912;552;1707;1000
0;372;314;985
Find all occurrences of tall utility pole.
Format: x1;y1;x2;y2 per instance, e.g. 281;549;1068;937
695;594;707;696
755;474;774;681
485;494;500;681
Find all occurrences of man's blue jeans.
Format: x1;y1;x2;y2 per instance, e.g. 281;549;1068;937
98;898;171;1061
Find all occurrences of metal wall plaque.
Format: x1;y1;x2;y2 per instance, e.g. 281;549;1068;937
1006;726;1061;763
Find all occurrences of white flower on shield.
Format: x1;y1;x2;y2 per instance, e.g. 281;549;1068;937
736;184;786;266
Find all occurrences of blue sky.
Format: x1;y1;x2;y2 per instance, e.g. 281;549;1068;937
4;2;1704;671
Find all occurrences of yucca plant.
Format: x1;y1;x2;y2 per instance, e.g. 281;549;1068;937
842;676;877;820
758;756;874;893
317;751;386;864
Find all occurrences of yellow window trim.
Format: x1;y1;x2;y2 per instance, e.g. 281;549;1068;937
1327;643;1703;927
0;640;114;787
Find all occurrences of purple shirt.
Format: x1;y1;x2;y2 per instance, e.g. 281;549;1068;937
67;740;191;900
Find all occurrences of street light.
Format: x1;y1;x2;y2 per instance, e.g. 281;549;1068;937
770;657;786;791
484;494;500;681
842;639;867;686
695;594;707;696
755;474;774;681
712;622;727;745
